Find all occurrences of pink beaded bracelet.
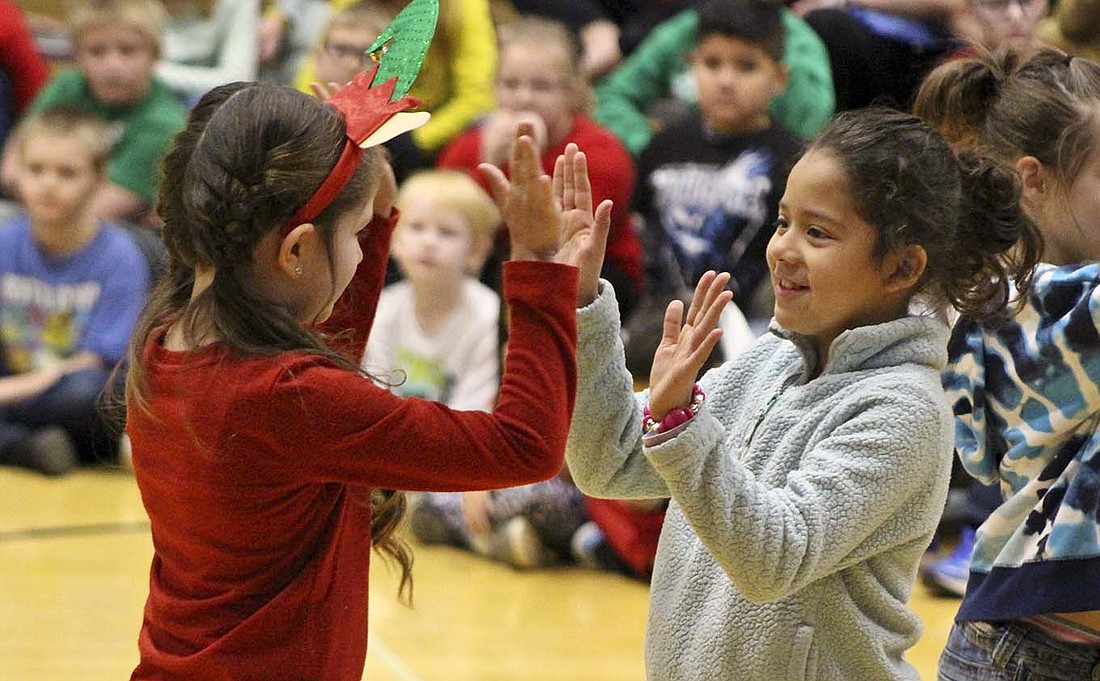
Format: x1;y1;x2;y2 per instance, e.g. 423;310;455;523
643;384;705;435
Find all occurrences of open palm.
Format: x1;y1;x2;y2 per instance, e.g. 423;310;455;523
552;143;611;307
647;271;733;420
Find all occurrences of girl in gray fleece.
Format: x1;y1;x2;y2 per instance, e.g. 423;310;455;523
562;108;1042;680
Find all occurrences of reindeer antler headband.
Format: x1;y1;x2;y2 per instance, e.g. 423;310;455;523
283;0;438;232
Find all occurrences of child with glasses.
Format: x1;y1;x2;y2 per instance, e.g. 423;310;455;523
297;0;497;181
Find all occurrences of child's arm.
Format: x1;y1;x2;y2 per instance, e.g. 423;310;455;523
317;162;399;363
946;263;1100;485
565;280;671;499
647;272;732;419
646;380;951;603
252;258;577;491
243;128;598;491
0;367;62;406
552;144;678;499
565;271;728;499
0;350;101;406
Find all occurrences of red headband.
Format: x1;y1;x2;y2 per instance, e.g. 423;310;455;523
282;140;363;233
282;64;422;233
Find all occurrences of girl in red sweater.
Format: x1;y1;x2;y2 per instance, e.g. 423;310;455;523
123;72;609;679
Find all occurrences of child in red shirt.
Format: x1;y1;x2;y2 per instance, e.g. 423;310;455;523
437;15;642;316
124;69;609;679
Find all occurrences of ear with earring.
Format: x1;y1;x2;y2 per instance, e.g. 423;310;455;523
295;265;302;276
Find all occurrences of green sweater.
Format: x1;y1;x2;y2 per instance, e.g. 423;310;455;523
30;70;187;204
595;9;835;155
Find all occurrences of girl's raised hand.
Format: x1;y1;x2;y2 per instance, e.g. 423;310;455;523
371;158;398;218
647;271;733;421
553;143;612;307
478;122;561;262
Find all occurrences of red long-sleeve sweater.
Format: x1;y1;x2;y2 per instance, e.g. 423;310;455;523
128;212;578;680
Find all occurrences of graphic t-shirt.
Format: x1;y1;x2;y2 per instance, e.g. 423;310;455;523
0;216;149;372
634;115;801;307
362;278;500;411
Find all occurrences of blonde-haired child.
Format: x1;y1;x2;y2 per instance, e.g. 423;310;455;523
363;169;501;411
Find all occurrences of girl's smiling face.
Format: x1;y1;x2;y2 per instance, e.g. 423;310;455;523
767;150;915;359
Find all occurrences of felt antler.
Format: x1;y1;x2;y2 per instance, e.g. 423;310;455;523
325;64;428;148
325;0;439;148
367;0;439;99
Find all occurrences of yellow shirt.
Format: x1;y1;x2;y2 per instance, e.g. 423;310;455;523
295;0;497;151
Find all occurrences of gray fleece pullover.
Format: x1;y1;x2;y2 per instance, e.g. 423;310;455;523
566;283;953;680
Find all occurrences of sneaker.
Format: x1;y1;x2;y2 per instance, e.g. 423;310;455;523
485;517;557;569
4;427;78;476
921;526;976;598
570;521;607;569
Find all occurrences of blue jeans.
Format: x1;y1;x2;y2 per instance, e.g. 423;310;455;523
0;368;121;463
939;621;1100;681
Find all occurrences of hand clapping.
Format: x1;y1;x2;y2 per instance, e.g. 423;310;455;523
479;126;611;281
647;271;733;421
479;121;560;261
552;143;612;307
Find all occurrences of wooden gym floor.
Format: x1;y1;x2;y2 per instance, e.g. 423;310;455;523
1;466;960;680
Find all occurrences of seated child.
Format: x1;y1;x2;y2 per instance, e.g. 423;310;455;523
297;0;497;180
362;169;501;411
626;0;801;375
0;106;150;475
593;0;834;156
438;15;643;317
4;0;187;225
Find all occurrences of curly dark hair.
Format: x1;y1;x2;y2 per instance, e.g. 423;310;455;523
810;107;1042;321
